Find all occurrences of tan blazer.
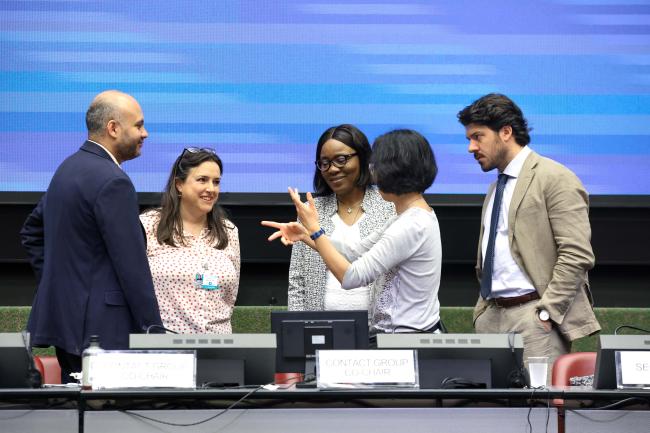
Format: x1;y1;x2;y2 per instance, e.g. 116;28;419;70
474;150;601;342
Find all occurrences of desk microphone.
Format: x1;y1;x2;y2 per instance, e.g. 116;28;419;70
21;330;42;388
145;324;178;334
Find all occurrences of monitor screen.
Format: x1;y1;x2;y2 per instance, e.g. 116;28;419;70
271;310;369;378
129;333;276;387
0;332;40;388
376;333;526;389
593;334;650;390
2;1;649;196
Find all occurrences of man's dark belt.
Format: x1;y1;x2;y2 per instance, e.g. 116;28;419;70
489;291;539;308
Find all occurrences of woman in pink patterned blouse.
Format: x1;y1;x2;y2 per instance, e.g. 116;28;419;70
140;148;240;334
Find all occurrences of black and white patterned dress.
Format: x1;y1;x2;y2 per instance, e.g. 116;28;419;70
287;186;395;311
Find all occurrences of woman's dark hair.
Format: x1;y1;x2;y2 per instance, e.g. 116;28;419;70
457;93;531;146
312;124;372;196
371;129;437;194
157;149;230;249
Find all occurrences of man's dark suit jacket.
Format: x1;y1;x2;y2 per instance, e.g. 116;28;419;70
21;141;162;355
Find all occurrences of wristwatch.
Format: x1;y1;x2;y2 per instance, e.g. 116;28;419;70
310;228;325;241
538;309;550;322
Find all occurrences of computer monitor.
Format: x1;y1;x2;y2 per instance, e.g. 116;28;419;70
593;334;650;389
376;333;526;389
0;332;40;388
271;310;369;378
129;333;276;387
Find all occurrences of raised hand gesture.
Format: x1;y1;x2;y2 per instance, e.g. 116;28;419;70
260;187;321;247
287;187;320;233
260;220;309;246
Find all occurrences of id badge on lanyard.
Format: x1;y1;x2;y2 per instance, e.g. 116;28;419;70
195;263;221;291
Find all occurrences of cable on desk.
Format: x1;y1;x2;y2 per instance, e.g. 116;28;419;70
571;396;650;412
565;397;650;424
526;387;552;433
120;384;263;427
119;372;317;422
0;397;76;410
119;371;315;422
0;408;36;421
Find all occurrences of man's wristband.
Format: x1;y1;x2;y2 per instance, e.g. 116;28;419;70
310;228;325;241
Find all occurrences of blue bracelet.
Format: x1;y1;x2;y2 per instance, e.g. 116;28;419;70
310;228;325;240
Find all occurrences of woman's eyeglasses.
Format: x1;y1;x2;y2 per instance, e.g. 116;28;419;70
175;147;218;173
315;153;358;172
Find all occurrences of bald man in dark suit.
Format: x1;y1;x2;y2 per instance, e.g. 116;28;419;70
21;90;163;382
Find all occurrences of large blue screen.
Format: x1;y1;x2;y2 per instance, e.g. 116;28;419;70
1;0;649;194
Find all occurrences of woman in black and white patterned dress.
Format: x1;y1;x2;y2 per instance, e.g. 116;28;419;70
287;125;395;312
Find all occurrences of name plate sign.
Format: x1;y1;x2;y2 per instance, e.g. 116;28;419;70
316;349;418;389
615;351;650;389
89;350;196;389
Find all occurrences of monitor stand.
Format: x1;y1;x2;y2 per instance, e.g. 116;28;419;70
295;358;317;388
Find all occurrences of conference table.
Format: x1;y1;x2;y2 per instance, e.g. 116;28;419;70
1;387;648;433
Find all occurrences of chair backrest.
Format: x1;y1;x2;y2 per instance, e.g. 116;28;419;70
551;352;597;386
34;355;62;384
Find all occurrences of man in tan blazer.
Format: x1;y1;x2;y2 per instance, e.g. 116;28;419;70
457;94;601;377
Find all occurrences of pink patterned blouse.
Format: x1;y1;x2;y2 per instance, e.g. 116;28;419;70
140;209;240;334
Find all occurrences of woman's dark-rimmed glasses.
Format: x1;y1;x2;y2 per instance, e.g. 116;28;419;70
315;153;358;172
